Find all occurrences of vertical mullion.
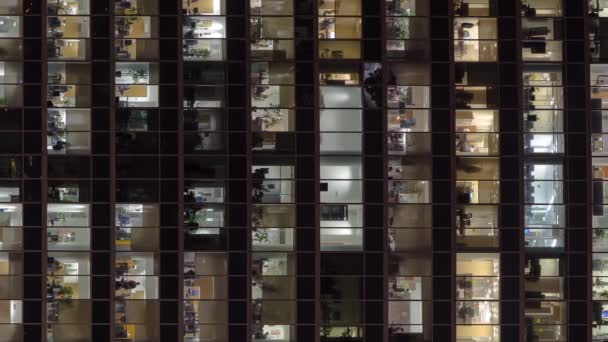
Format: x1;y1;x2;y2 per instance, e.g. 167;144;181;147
176;0;184;340
41;0;49;340
584;0;594;341
313;0;321;340
109;1;117;340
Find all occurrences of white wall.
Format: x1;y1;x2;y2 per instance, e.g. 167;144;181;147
529;181;562;204
319;87;362;108
0;0;20;14
0;62;21;83
49;252;91;274
10;300;21;323
47;227;90;251
319;109;362;132
47;204;90;227
320;180;362;203
253;165;294;179
320;157;362;179
0;188;18;203
528;110;563;132
320;133;361;154
0;204;21;227
320;228;362;250
65;109;91;131
77;0;90;14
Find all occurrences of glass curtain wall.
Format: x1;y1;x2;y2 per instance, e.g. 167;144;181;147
385;1;433;341
249;0;297;341
46;0;93;340
114;0;161;339
182;0;228;340
453;1;501;341
250;0;297;340
0;0;23;340
521;0;567;340
591;1;608;340
318;0;365;339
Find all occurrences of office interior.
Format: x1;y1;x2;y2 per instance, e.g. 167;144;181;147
114;252;160;340
0;0;597;340
455;253;501;342
115;0;158;15
46;251;92;340
47;108;91;154
0;204;22;251
182;0;225;15
116;204;160;251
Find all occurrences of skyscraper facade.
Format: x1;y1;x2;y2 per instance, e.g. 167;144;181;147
0;0;599;341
